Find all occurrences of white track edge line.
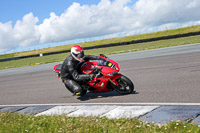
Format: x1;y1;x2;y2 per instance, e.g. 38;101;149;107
1;103;200;107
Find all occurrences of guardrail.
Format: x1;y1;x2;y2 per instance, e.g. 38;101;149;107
1;31;200;62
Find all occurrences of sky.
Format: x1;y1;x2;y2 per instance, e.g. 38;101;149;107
0;0;200;54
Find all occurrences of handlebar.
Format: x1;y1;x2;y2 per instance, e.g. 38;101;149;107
100;54;108;59
92;67;102;86
93;67;103;77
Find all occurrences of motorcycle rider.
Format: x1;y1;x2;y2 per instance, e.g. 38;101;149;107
61;45;100;96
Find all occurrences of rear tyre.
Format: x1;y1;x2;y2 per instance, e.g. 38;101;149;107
114;75;134;95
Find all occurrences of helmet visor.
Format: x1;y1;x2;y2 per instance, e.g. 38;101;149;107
77;51;84;59
72;51;84;61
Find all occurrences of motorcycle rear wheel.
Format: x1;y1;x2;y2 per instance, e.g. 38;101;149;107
114;75;134;95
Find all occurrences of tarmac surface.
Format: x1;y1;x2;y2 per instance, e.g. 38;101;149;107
0;43;200;104
0;43;200;125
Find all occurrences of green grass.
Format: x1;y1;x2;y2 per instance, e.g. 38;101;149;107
1;34;200;70
0;112;199;133
0;53;15;59
0;25;200;59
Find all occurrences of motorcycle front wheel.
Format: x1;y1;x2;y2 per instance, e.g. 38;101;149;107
114;75;134;95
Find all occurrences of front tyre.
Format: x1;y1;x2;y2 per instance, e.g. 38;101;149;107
114;75;134;95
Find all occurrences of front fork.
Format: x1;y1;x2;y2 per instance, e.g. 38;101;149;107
109;73;122;86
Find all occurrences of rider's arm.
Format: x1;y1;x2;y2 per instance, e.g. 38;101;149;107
68;62;92;82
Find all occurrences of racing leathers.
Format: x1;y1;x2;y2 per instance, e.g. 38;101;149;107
61;54;99;95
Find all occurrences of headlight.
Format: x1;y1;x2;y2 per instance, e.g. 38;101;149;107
107;71;118;76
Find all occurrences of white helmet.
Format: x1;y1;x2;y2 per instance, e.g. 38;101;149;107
71;45;85;61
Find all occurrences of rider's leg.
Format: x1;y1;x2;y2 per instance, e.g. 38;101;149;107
63;79;83;96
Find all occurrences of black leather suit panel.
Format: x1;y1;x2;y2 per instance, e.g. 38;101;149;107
60;54;99;94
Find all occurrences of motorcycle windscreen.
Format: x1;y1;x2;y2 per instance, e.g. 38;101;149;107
96;58;117;69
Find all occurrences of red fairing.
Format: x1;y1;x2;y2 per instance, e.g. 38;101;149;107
80;56;120;75
80;56;121;93
110;73;122;86
81;62;98;74
54;64;61;73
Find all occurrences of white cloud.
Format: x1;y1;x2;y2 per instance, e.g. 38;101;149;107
0;21;14;52
1;0;200;53
14;13;40;46
134;0;200;25
0;13;40;52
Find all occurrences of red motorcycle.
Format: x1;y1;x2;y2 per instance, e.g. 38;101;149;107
54;54;134;96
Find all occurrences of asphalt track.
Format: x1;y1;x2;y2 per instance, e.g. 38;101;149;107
0;43;200;105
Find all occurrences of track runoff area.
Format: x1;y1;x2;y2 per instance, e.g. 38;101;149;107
0;43;200;125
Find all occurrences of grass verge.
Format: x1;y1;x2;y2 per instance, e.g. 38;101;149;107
0;25;200;59
0;112;199;133
0;34;200;70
